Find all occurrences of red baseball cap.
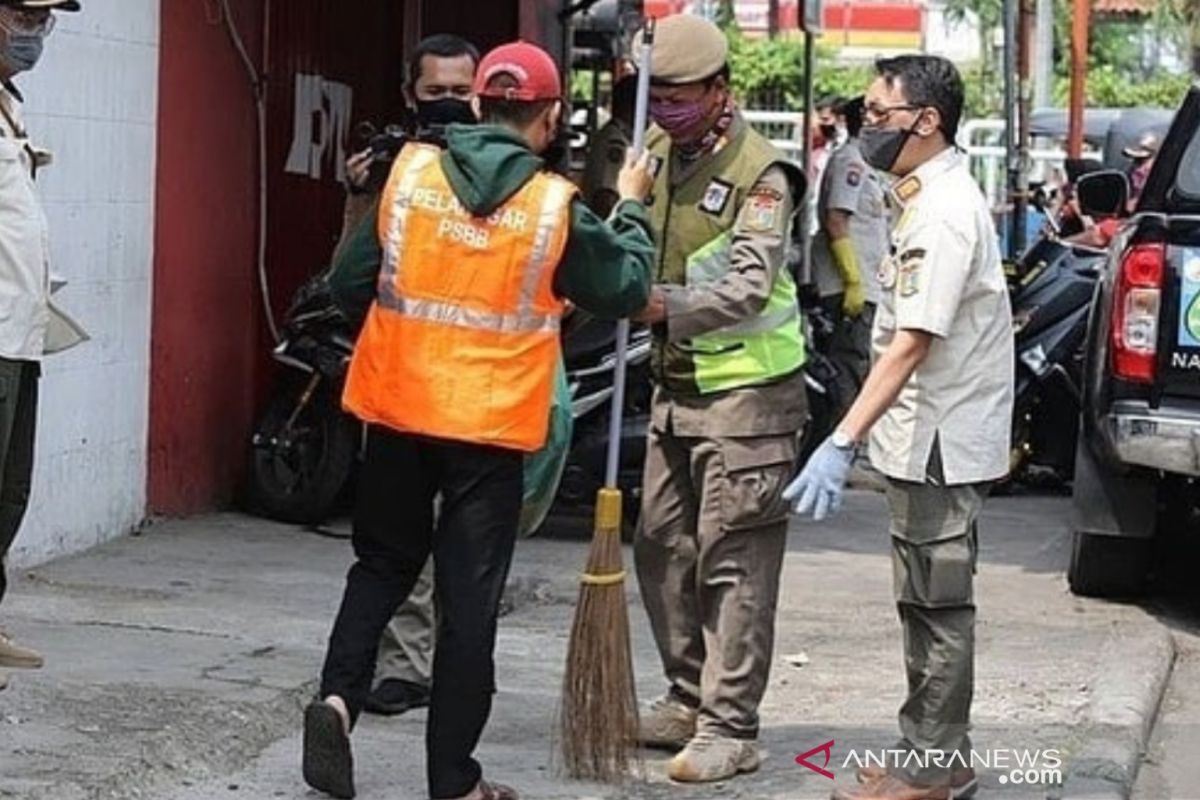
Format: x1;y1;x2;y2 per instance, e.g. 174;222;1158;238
473;41;562;102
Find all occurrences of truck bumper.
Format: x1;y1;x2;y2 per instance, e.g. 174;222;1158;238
1105;400;1200;477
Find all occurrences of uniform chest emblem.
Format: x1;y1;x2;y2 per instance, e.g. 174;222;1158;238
699;179;733;216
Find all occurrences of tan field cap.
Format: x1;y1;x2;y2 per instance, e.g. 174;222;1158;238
636;14;729;85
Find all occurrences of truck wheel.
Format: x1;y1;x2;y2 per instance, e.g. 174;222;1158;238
1067;530;1150;598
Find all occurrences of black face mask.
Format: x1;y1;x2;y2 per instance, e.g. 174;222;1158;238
859;118;921;174
820;124;838;141
414;98;476;140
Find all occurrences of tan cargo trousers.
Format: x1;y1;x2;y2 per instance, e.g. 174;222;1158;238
635;428;795;740
885;449;989;784
374;557;435;687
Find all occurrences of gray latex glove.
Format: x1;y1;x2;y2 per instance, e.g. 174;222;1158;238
783;436;854;521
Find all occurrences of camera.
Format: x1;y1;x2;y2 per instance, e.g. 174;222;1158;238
351;121;410;193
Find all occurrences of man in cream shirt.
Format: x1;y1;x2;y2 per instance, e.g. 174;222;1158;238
786;54;1013;800
0;0;87;693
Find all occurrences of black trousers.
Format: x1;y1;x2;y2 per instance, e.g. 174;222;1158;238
0;359;38;607
319;426;522;799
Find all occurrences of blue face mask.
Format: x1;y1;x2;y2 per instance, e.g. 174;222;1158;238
3;32;44;73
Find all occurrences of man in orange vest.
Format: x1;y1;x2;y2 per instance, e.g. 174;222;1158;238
302;41;656;800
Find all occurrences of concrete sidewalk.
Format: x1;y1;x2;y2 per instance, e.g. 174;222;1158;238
0;493;1175;800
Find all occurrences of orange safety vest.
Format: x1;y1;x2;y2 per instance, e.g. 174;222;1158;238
343;142;576;452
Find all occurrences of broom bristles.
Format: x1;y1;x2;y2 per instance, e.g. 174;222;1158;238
558;503;641;782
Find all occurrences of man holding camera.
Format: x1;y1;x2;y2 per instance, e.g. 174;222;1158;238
330;33;481;720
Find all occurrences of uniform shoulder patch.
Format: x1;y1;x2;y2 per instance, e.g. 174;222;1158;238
897;247;925;297
699;178;734;216
742;191;782;232
846;166;863;187
898;262;922;297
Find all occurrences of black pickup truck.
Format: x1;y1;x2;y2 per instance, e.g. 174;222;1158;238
1068;86;1200;597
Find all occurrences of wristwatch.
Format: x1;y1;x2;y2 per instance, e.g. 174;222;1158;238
830;430;855;450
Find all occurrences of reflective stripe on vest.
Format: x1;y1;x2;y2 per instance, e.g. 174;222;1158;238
645;121;807;395
683;230;806;395
343;143;575;451
374;146;571;336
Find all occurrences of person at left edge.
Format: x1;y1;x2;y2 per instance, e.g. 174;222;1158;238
0;0;88;695
302;40;656;800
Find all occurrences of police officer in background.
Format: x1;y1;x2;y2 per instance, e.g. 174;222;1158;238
0;0;87;694
304;40;656;800
330;33;481;720
786;56;1013;800
631;14;807;785
811;96;888;415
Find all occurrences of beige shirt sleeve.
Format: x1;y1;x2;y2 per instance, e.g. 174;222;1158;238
661;164;795;342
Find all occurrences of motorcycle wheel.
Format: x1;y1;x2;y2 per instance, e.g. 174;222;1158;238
247;381;358;525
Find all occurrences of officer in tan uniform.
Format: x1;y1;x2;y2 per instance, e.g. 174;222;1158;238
631;14;808;784
811;96;888;415
786;56;1013;800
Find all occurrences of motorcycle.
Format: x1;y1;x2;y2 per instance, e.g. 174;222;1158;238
547;305;838;537
797;300;845;465
246;281;655;529
1007;196;1108;486
247;277;360;524
545;312;652;539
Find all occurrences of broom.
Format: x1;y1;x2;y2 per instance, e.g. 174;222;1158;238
558;18;656;783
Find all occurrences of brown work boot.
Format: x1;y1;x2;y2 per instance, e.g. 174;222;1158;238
637;695;697;750
833;772;966;800
667;731;761;783
0;629;43;669
856;767;977;799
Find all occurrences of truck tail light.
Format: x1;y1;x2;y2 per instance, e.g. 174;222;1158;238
1111;242;1165;384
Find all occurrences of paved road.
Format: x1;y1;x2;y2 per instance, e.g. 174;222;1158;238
0;491;1180;800
1131;525;1200;800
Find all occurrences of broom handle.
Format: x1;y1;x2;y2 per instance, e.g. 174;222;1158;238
604;18;655;490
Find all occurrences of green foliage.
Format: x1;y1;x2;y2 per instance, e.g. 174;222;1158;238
724;31;872;109
1052;65;1191;108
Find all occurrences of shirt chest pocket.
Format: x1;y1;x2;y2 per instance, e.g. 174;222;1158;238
0;138;50;281
0;139;40;217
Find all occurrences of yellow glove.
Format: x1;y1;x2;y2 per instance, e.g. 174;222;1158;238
830;237;865;318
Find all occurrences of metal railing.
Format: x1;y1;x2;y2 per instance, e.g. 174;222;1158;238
743;110;1103;210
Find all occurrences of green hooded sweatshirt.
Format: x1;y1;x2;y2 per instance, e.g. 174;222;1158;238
328;124;655;326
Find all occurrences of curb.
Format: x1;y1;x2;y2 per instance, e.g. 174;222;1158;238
1058;628;1176;800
